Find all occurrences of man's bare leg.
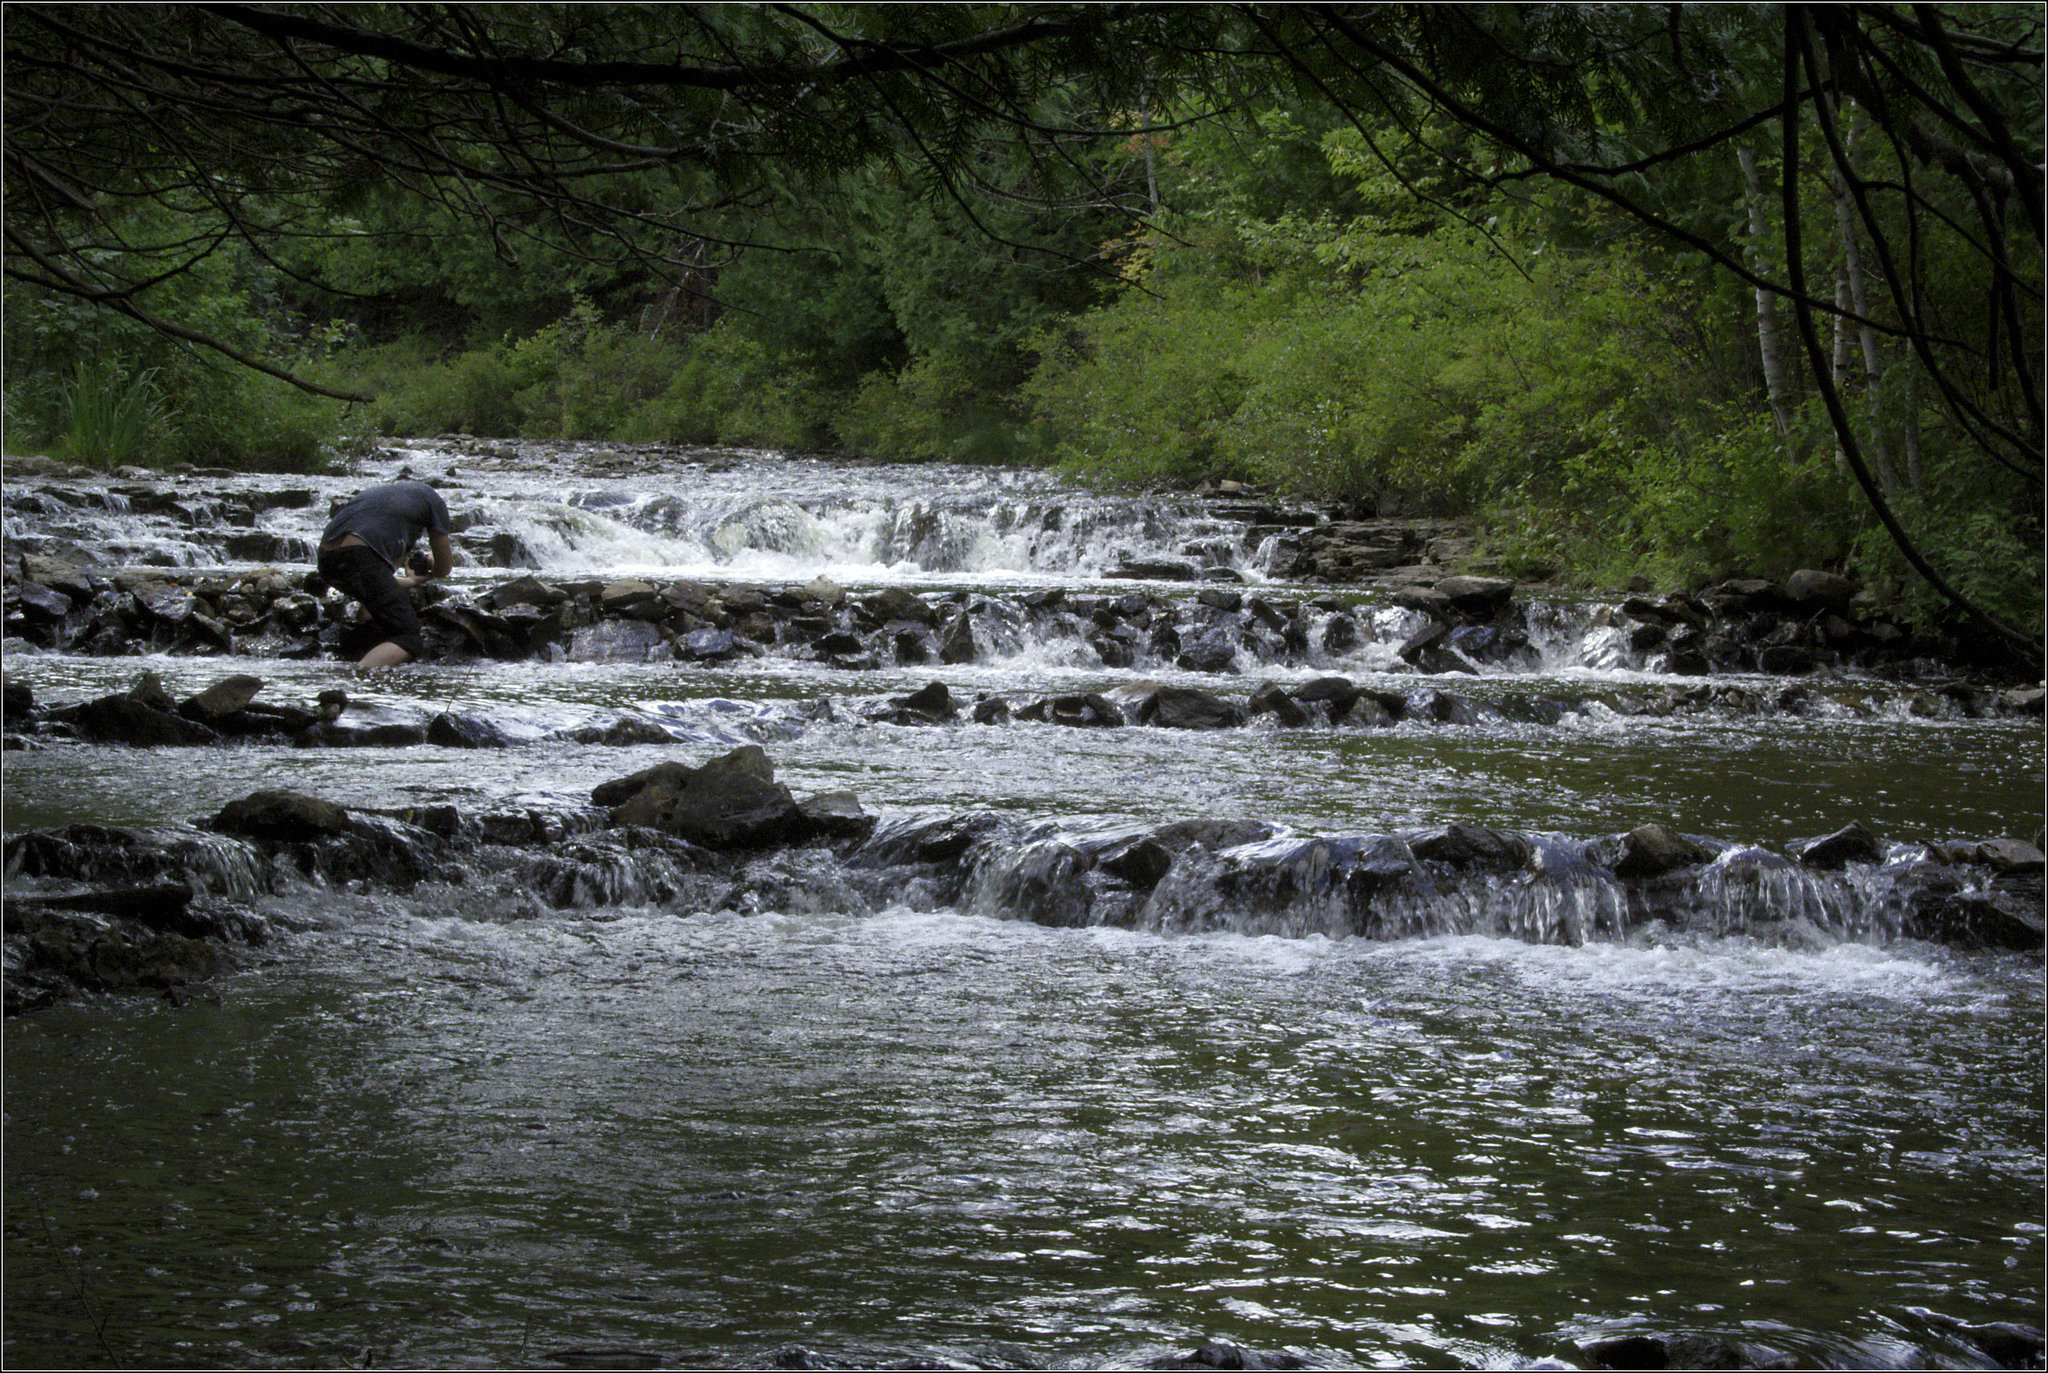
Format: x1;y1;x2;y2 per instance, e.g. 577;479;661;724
355;641;413;671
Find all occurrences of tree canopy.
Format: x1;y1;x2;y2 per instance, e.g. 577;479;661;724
5;3;2040;654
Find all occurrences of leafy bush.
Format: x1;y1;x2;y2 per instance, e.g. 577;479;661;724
618;320;831;450
838;353;1037;464
59;361;176;469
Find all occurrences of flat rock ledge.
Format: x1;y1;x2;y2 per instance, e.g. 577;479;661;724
6;748;2039;1016
7;535;2039;687
5;667;2038;762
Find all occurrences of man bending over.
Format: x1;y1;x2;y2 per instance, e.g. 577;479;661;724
316;479;454;670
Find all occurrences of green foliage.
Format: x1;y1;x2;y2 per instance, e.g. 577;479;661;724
59;361;176;470
1027;204;1700;515
621;321;833;450
1852;460;2045;637
4;252;351;473
838;354;1035;464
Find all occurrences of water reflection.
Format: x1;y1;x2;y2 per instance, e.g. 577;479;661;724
8;909;2038;1369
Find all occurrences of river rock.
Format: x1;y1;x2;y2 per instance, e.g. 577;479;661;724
489;574;571;610
797;791;873;842
1581;1332;1772;1370
1404;687;1486;726
1410;823;1532;870
1791;822;1885;869
127;670;178;714
8;580;73;623
1135;684;1244;730
678;628;742;662
598;744;816;849
1757;643;1816;675
1174;629;1239;674
1246;681;1311;727
850;812;1003;870
861;586;931;626
568;619;669;662
1336;693;1398;728
5;907;228;1013
1096;834;1176;889
1143;1341;1313;1371
54;693;221;746
1015;693;1122;727
1784;568;1857;612
1110;558;1197;581
1397;618;1450;666
1930;837;2045;873
1294;676;1361;711
890;680;957;721
888;626;931;663
937;614;977;664
1434;575;1516;618
210;789;357;842
600;579;662;618
1906;881;2048;952
426;712;514;748
1595;823;1721;879
180;674;265;723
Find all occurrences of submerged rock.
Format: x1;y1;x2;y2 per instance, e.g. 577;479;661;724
1579;1331;1793;1370
1144;1340;1315;1370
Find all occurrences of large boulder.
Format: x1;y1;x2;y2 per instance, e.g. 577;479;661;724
54;694;221;746
597;744;815;849
1783;568;1857;613
210;790;355;841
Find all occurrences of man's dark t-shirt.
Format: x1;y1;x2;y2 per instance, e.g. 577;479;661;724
321;481;451;568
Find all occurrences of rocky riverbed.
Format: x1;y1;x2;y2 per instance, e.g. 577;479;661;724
5;442;2041;1372
7;737;2041;1014
5;444;2043;1014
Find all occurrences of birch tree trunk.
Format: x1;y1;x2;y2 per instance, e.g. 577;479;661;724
1737;145;1799;438
1828;107;1899;494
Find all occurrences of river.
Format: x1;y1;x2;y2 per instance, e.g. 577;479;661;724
4;441;2041;1370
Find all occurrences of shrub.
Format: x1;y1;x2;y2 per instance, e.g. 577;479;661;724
620;321;831;449
60;361;177;469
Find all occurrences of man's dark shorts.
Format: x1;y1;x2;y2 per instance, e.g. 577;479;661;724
317;545;426;659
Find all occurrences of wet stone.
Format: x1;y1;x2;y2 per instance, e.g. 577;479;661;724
1791;822;1885;869
1596;823;1721;879
679;628;741;661
210;790;354;842
181;674;265;723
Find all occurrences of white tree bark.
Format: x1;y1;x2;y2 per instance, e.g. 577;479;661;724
1737;145;1799;438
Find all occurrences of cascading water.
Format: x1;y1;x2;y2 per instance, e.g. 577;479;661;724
4;439;2040;1372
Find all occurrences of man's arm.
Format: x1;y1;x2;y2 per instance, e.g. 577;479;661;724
397;533;455;588
427;532;453;577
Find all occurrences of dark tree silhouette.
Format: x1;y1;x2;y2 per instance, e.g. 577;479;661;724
5;3;2037;652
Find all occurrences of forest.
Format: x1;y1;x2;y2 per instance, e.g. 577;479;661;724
4;3;2041;653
